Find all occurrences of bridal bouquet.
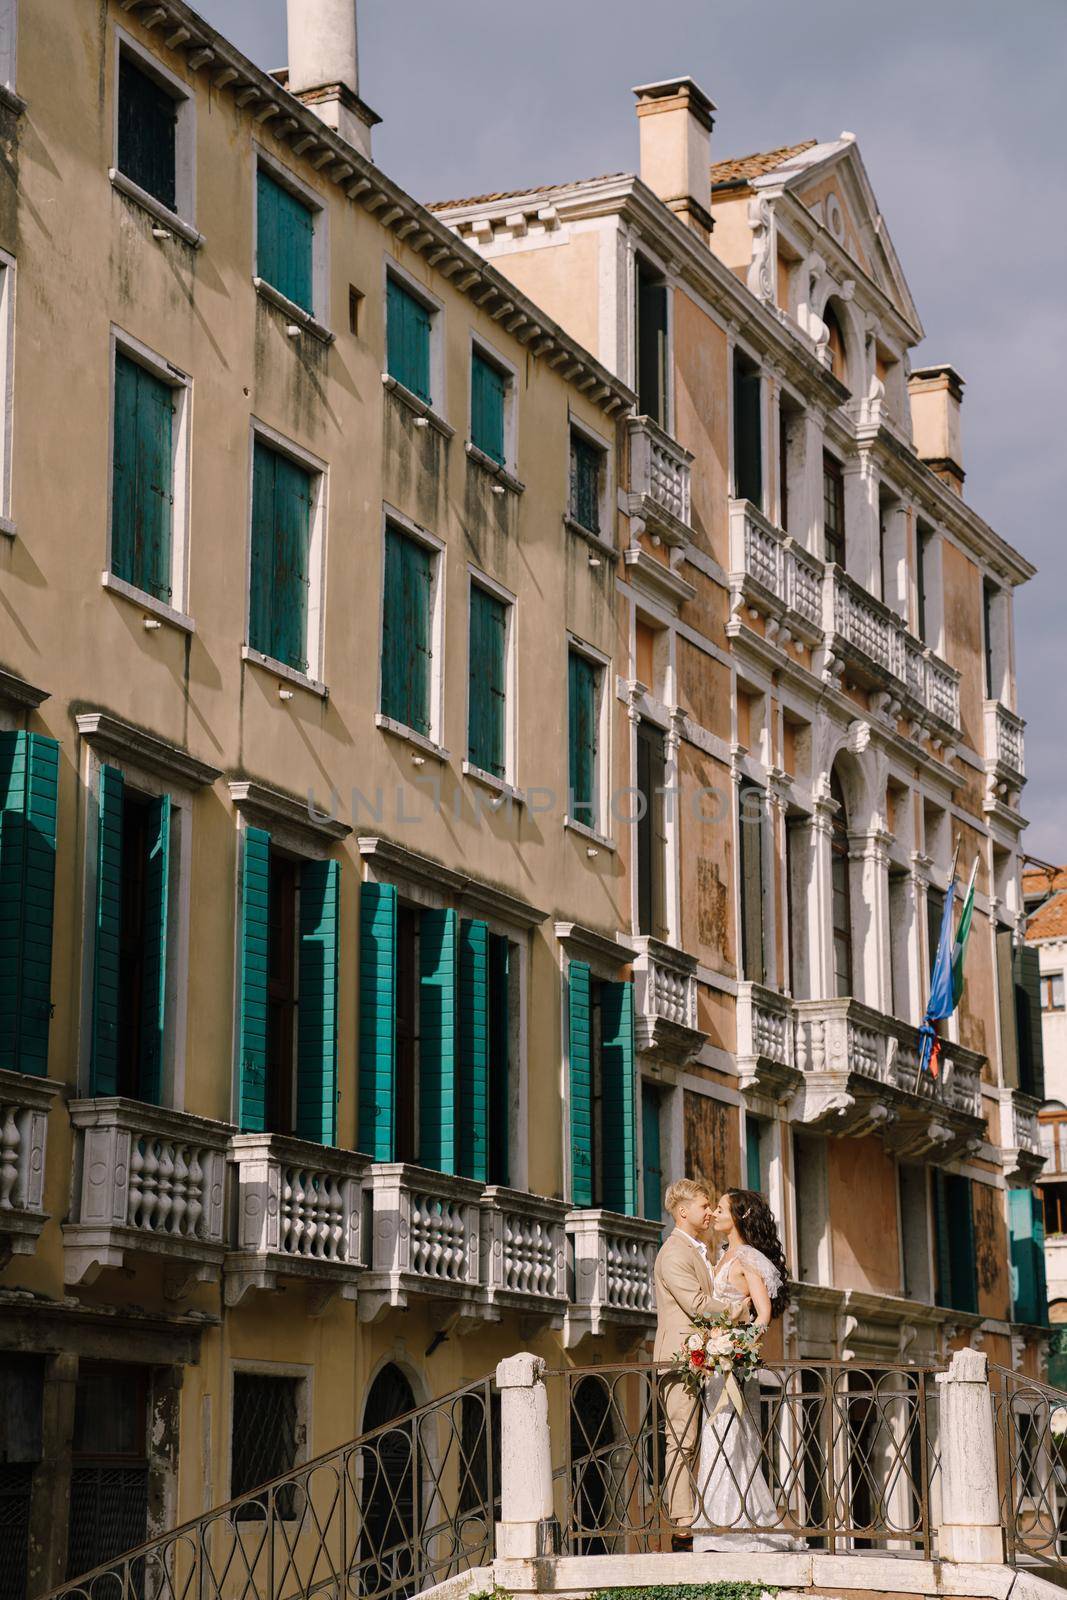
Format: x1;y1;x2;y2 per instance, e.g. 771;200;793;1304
672;1312;764;1397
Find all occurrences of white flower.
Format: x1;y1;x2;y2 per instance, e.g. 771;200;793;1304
1051;1406;1067;1439
705;1329;734;1357
686;1332;704;1352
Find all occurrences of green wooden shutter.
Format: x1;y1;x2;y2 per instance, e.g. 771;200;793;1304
569;960;593;1207
458;919;489;1181
1015;944;1046;1101
358;881;396;1159
381;527;432;736
642;1085;663;1223
419;908;458;1174
468;585;506;778
944;1172;978;1314
257;168;314;314
297;858;339;1146
112;352;173;603
137;793;170;1106
249;441;312;673
488;932;510;1186
570;433;601;534
568;651;598;827
91;765;124;1096
601;979;637;1216
471;353;506;465
933;1169;952;1308
237;826;271;1132
746;1114;763;1193
387;276;431;403
1010;1187;1049;1327
733;357;763;509
0;733;59;1077
117;54;177;210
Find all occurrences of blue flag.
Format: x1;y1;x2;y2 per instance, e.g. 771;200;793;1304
918;879;957;1078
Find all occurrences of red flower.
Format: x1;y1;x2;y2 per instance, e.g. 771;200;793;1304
689;1350;706;1368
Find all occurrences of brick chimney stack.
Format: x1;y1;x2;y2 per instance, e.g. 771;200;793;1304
633;77;716;242
286;0;379;161
908;364;965;494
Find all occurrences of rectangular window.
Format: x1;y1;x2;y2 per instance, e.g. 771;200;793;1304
1016;943;1046;1100
569;429;602;534
1043;973;1065;1012
468;582;508;779
642;1082;665;1223
823;452;845;567
733;352;763;509
926;886;946;992
745;1112;765;1194
231;1373;301;1519
899;1163;933;1302
568;964;637;1214
738;780;766;984
117;52;177;211
0;732;59;1078
111;350;176;604
386;275;432;404
249;438;314;674
1043;1185;1067;1236
635;256;668;426
932;1170;977;1313
67;1364;148;1580
916;527;932;643
983;577;998;700
381;525;434;737
568;649;601;832
470;350;507;466
636;720;667;939
256;168;314;315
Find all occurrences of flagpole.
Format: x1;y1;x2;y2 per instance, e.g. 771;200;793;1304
914;838;962;1093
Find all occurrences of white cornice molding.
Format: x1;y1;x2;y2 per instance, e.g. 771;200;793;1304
229;777;351;841
0;666;48;711
78;711;221;788
359;835;547;928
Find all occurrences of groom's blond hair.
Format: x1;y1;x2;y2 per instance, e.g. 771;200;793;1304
664;1178;711;1214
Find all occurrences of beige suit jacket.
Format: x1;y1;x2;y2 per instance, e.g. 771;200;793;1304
653;1228;728;1362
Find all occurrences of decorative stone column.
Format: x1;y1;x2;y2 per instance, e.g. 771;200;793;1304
803;790;837;1000
850;826;893;1012
842;452;880;593
935;1347;1004;1564
495;1353;557;1559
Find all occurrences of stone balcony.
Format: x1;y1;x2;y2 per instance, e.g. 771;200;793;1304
728;498;826;650
626;415;693;545
564;1207;661;1347
225;1133;367;1311
735;981;801;1101
630;936;704;1065
983;699;1026;813
0;1068;61;1260
999;1089;1045;1186
481;1186;569;1324
64;1098;232;1292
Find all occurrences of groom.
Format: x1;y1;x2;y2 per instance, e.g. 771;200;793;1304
654;1178;747;1551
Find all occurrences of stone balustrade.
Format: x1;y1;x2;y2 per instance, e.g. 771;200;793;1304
629;936;703;1064
0;1068;60;1257
985;698;1025;780
225;1132;367;1308
735;980;798;1099
563;1207;661;1346
359;1162;486;1321
481;1187;568;1322
828;567;961;737
64;1098;232;1288
627;415;692;542
999;1088;1045;1185
728;499;825;646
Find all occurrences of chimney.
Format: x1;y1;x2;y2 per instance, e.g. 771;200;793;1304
286;0;379;161
633;77;716;241
907;364;965;494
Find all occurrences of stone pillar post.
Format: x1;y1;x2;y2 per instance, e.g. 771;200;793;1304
495;1353;557;1559
806;793;836;999
26;1351;78;1594
936;1347;1004;1564
851;828;893;1012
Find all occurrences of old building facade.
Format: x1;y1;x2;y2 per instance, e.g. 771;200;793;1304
1025;864;1067;1373
0;4;1047;1595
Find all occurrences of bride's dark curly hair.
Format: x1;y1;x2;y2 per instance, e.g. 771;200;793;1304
725;1188;790;1321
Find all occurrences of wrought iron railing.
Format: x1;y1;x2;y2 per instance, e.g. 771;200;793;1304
992;1363;1067;1573
41;1377;498;1600
550;1360;941;1556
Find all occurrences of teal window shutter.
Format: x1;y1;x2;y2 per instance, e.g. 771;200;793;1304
91;765;125;1096
386;276;432;403
419;907;458;1174
745;1114;763;1193
458;918;489;1182
249;439;312;673
468;584;507;778
568;650;599;828
943;1172;978;1314
257;168;314;315
358;881;396;1159
117;54;177;211
568;960;593;1207
1009;1187;1048;1326
296;858;339;1146
0;732;59;1077
488;932;510;1186
601;980;637;1216
569;432;601;534
471;352;506;465
112;351;174;604
238;826;271;1132
138;794;171;1106
381;526;433;736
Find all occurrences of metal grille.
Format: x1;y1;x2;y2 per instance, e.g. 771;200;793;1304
555;1360;940;1555
231;1374;299;1520
992;1363;1067;1572
66;1465;148;1583
0;1463;32;1600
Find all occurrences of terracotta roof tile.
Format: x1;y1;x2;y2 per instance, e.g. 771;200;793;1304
1028;890;1067;942
1024;865;1067;896
429;175;627;212
710;140;818;190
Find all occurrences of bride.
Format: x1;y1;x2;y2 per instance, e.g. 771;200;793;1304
691;1188;802;1553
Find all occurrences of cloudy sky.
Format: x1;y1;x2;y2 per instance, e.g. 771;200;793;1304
200;0;1066;862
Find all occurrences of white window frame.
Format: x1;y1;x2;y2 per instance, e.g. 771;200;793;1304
375;504;447;756
0;251;15;537
253;146;331;335
111;29;200;244
464;565;517;790
469;332;518;475
0;0;17;96
104;325;194;631
566;410;612;544
564;632;612;847
226;1360;312;1511
383;258;446;420
1043;972;1065;1014
243;418;329;695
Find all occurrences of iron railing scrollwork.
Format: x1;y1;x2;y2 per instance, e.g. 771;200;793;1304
992;1363;1067;1572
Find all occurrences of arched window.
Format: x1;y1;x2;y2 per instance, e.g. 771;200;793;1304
824;301;848;387
361;1364;418;1596
830;771;853;997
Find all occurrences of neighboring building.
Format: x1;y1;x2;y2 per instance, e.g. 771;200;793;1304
1026;864;1067;1372
433;80;1046;1372
0;4;1047;1595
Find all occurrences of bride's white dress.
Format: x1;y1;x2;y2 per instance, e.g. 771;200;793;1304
692;1244;803;1553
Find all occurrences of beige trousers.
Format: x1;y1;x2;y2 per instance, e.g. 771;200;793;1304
661;1373;701;1528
